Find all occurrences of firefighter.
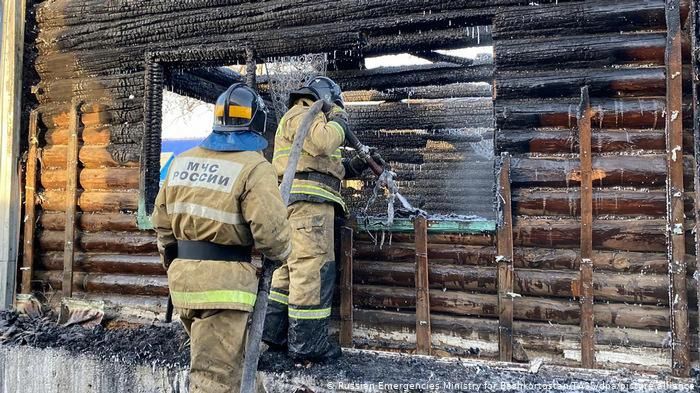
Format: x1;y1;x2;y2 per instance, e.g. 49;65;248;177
262;77;381;361
152;83;292;393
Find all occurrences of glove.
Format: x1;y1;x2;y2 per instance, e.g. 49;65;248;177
326;104;348;124
343;150;386;179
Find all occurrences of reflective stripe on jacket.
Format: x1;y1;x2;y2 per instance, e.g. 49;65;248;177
152;147;292;311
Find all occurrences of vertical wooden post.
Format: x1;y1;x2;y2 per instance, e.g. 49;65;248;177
414;215;431;355
689;0;700;353
245;47;257;89
62;101;81;298
665;0;690;378
339;226;354;348
20;111;39;294
577;86;595;368
0;0;27;309
496;153;514;362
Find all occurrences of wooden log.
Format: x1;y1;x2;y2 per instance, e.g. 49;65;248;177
40;212;138;232
578;86;595;368
495;32;666;70
353;285;694;330
340;227;354;348
493;0;688;39
62;102;81;298
41;145;139;169
496;153;514;361
665;0;690;377
691;0;700;348
21;111;40;294
353;261;691;306
353;309;692;352
513;218;676;253
363;26;493;56
39;230;157;253
354;242;696;275
347;98;493;131
328;63;493;91
414;217;431;355
40;190;139;213
496;98;678;130
38;252;163;275
510;155;694;188
35;270;168;297
40;168;140;190
496;128;690;154
512;189;695;218
44;125;111;146
495;68;666;100
342;83;492;102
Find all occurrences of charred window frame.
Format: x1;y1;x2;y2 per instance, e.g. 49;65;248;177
138;47;249;229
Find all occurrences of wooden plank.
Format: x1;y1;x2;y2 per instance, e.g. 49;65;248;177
691;0;700;354
20;111;39;294
339;226;354;348
0;0;27;309
578;86;595;369
245;47;256;89
62;101;81;298
665;0;690;378
414;216;431;355
496;153;514;362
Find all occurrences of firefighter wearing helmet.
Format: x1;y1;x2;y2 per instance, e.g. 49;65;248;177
262;76;381;361
152;83;292;392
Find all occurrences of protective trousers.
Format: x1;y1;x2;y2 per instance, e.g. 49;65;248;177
263;201;336;359
179;308;264;393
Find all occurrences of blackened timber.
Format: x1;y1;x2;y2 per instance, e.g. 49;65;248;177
665;0;690;377
353;262;688;306
40;212;139;232
328;63;493;91
166;70;230;103
40;231;157;254
496;154;514;361
497;129;674;154
512;189;694;218
353;242;696;275
510;155;693;188
39;252;163;275
353;285;696;328
414;217;431;355
495;33;666;71
342;83;492;102
35;271;168;297
578;86;595;369
21;111;40;294
411;51;474;66
62;102;81;298
496;98;677;130
347;98;493;130
493;0;686;39
340;227;354;348
495;68;667;100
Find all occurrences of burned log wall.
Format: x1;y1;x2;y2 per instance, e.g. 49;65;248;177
23;0;697;372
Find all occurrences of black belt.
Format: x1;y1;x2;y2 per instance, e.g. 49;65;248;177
293;172;341;191
177;240;252;262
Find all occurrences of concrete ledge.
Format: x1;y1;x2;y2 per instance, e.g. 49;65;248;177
2;345;696;393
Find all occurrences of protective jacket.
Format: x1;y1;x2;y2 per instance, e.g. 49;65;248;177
152;147;292;312
272;103;347;211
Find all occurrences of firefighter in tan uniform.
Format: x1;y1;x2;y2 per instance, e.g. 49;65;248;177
152;83;292;393
262;77;381;361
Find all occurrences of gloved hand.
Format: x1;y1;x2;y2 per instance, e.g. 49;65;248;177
343;150;386;179
326;104;348;124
